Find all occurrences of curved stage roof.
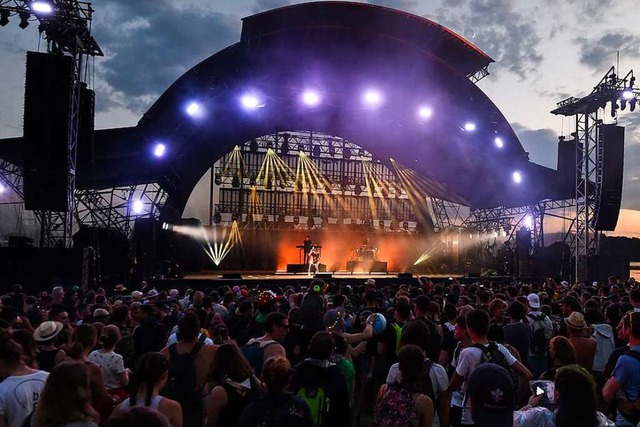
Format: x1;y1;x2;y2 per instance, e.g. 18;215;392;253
0;1;570;218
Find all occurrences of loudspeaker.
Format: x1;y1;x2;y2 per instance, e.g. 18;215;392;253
397;272;413;279
593;125;624;231
314;273;332;279
222;273;243;280
23;51;72;211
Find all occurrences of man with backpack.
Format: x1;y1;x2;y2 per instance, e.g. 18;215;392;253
290;331;350;427
450;309;532;427
526;293;553;379
242;312;288;376
161;313;217;427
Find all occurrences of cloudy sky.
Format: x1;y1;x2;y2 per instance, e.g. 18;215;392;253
1;0;639;236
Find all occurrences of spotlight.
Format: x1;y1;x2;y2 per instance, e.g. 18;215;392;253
249;139;259;153
307;217;315;228
132;200;144;214
631;99;637;112
418;106;432;119
213;212;222;224
343;147;351;159
621;99;627;110
30;1;53;13
494;137;504;148
524;215;533;228
241;94;261;110
0;10;10;26
186;102;202;118
0;182;5;194
293;216;300;225
18;11;30;29
312;145;321;157
512;171;523;184
403;221;409;230
363;89;382;107
214;174;222;185
464;122;476;132
152;143;166;158
302;90;321;106
232;176;241;188
623;90;634;100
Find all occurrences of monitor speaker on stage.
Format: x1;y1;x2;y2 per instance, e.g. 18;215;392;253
314;273;332;279
23;51;73;212
593;125;624;231
222;273;243;280
397;272;413;279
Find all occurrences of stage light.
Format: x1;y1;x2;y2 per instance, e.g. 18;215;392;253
213;212;222;224
621;99;627;110
0;182;5;194
525;215;533;228
0;10;10;26
512;171;523;184
18;11;30;29
302;90;321;106
132;200;144;214
464;122;476;132
241;94;261;110
623;90;634;99
494;137;504;148
152;143;166;158
185;101;202;118
214;174;222;185
30;1;53;13
631;99;637;112
363;89;382;107
418;106;432;119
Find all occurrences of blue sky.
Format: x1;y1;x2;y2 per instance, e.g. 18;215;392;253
1;0;639;234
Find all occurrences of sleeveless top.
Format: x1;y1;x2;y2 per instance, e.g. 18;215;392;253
37;347;59;372
120;395;163;411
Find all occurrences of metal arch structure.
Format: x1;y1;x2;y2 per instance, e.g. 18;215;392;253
552;67;639;281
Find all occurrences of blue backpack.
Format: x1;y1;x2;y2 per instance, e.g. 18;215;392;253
241;340;278;376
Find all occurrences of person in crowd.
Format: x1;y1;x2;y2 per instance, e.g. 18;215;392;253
32;361;100;427
0;331;49;427
466;364;515;427
89;325;130;400
109;305;136;370
11;329;38;368
205;343;259;427
238;356;313;426
565;312;597;371
558;296;581;337
503;301;531;368
106;407;171;427
33;320;66;372
374;344;434;427
242;312;288;375
526;293;554;380
112;352;182;427
133;304;167;360
539;336;577;381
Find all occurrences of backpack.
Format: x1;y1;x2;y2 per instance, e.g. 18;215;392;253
472;342;519;389
175;331;207;343
392;323;403;356
297;384;330;427
242;340;278;376
163;342;204;411
616;350;640;424
373;384;419;427
421;360;437;408
528;314;552;355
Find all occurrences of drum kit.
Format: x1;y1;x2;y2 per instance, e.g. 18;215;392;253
354;244;379;261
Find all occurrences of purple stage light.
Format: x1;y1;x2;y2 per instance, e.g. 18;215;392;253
363;89;382;107
186;102;202;117
302;90;321;106
31;1;53;13
418;106;432;119
623;90;634;100
153;143;166;158
0;182;5;194
494;137;504;148
525;215;533;228
132;200;144;214
512;171;522;184
241;94;262;110
464;122;476;132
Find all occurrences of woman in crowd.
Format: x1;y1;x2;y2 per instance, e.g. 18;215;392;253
539;336;576;381
374;344;434;427
89;325;129;400
237;356;312;426
33;320;66;372
111;352;182;427
32;361;100;427
12;328;38;368
205;342;259;427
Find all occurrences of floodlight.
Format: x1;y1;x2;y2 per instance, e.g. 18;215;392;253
622;90;634;99
494;137;504;148
0;10;10;26
464;122;476;132
241;94;261;110
185;102;202;117
418;106;432;119
302;90;321;106
0;182;5;194
132;200;144;214
363;89;382;107
512;171;523;184
153;143;166;158
31;1;53;13
18;12;30;29
525;215;533;228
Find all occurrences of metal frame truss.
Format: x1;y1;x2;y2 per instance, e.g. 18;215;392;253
467;65;490;84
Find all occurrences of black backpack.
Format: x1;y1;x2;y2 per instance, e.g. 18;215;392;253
528;314;552;355
163;342;204;411
421;360;437;409
472;342;519;389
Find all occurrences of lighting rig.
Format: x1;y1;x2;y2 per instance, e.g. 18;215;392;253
552;67;638;281
0;0;102;247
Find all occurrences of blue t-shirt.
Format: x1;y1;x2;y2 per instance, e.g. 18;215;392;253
613;345;640;400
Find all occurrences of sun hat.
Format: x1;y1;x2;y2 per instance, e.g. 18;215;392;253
565;311;587;329
33;321;64;342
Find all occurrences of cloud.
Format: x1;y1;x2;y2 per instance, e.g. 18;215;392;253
622;142;640;210
252;0;293;13
91;1;239;113
367;0;419;11
431;0;543;80
573;31;640;70
511;123;558;169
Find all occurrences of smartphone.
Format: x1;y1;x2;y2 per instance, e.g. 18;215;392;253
534;386;545;396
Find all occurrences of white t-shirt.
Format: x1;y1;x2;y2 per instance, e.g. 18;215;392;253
0;370;49;427
386;361;449;427
88;350;126;389
166;331;213;347
455;343;517;425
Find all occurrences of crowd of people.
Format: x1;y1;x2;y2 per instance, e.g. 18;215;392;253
1;275;640;427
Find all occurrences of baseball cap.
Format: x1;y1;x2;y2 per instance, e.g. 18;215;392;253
93;308;109;319
147;289;159;298
366;278;376;287
526;293;540;309
169;289;179;298
466;364;515;427
131;290;143;299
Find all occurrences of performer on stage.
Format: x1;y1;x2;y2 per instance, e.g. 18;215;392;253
308;245;320;276
303;235;312;263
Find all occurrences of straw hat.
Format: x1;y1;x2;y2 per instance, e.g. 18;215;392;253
33;321;64;342
565;312;587;329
